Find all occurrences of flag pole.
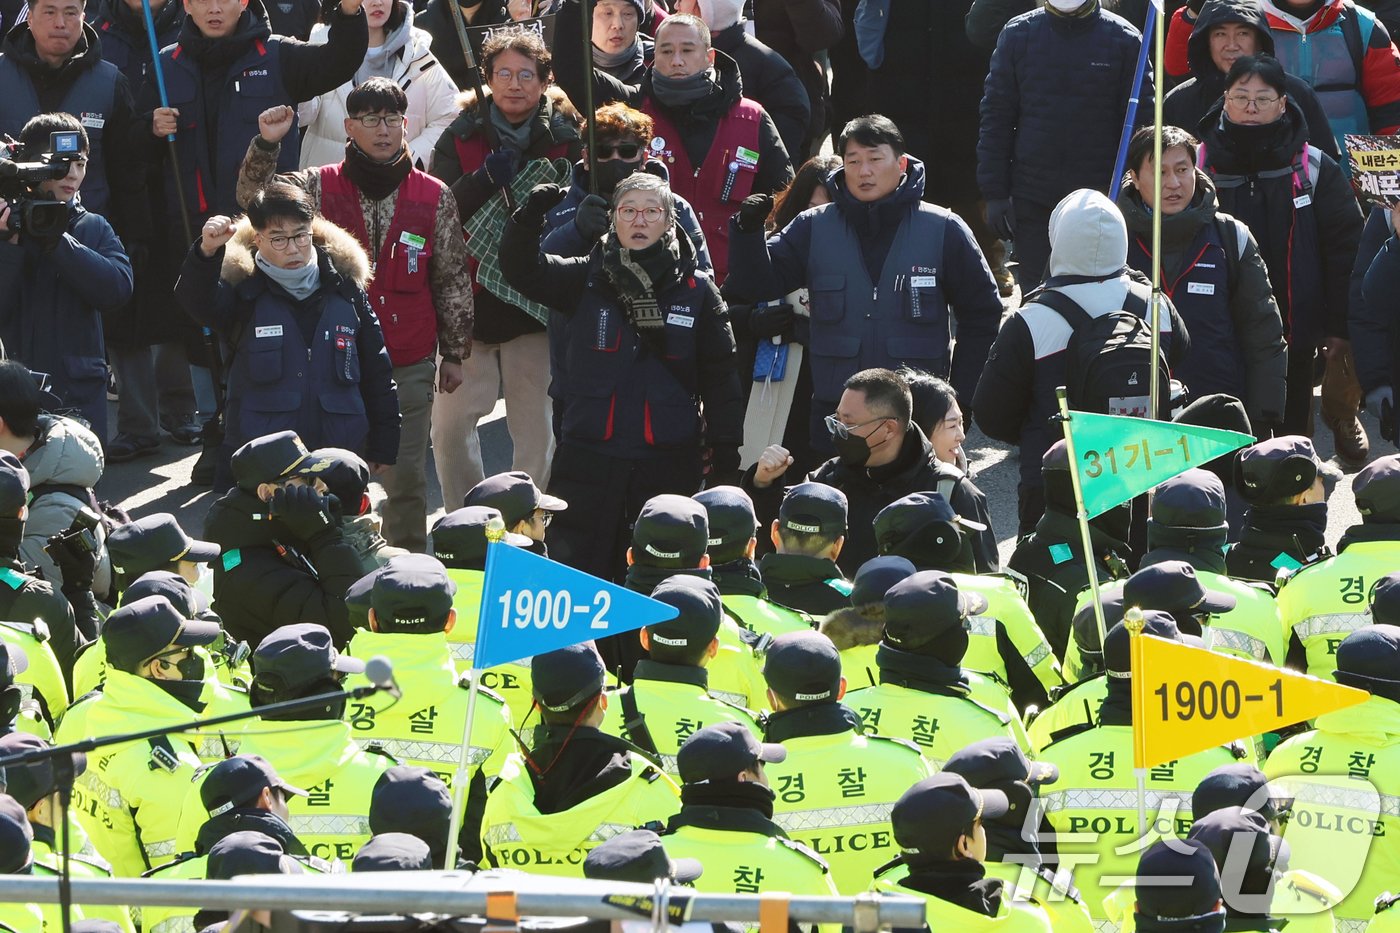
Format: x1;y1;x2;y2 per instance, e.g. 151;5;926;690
1148;0;1166;423
1126;606;1149;837
444;516;506;869
1055;388;1110;652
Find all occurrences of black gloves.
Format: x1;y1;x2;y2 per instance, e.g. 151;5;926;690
735;194;774;234
516;183;568;225
480;148;522;189
269;484;340;545
576;194;610;241
748;301;797;339
985;198;1015;240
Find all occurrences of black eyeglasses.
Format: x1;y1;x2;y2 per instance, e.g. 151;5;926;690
596;141;642;159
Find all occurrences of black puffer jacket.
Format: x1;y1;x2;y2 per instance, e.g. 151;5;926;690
1162;0;1338;160
977;0;1149;207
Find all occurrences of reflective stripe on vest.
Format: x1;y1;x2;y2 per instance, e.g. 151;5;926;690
1289;779;1400;818
1041;788;1193;813
370;737;492;766
773;802;894;832
1210;626;1269;661
1295;612;1370;640
483;820;635;846
290;814;372;837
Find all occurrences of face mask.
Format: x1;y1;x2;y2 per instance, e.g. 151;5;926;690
829;420;891;467
175;653;207;682
195;563;215;601
594;157;640;197
153;678;207;712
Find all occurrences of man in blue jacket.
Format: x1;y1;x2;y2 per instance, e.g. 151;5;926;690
978;0;1150;289
0;113;133;441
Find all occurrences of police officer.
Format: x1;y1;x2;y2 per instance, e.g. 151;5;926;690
0;734;135;932
618;495;766;708
351;554;512;861
106;512;220;600
870;773;1054;932
1277;454;1400;680
196;830;309;931
310;447;407;574
758;482;852;618
464;470;569;557
600;575;765;778
1226;436;1341;584
1039;613;1243;921
761;630;931;894
872;492;1061;712
1008;440;1133;658
224;623;394;862
1132;839;1227;933
0;642;46;741
427;505;535;720
353;832;433;872
660;722;838;904
0;794;46;930
58;595;227;876
585;827;704;885
695;486;812;638
479;643;682;875
1025;594;1124;752
203;432;369;648
818;556;915;690
1265;625;1400;927
368;766;454;869
942;738;1094;933
844;572;1030;766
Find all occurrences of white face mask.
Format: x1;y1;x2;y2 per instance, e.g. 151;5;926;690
1046;0;1089;11
195;563;215;601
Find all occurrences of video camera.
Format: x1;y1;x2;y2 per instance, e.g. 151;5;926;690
0;130;84;239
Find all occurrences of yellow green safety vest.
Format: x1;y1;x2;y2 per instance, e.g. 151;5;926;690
870;873;1053;932
981;860;1094;933
480;749;681;876
837;643;880;691
844;674;1031;767
1027;677;1106;754
766;726;932;894
1276;542;1400;681
0;617;68;724
721;594;814;639
1371;893;1400;932
32;837;136;933
660;822;839;905
1101;868;1336;933
952;574;1063;702
445;567;541;728
141;847;335;933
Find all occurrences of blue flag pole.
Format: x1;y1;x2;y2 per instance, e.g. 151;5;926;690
1109;3;1156;192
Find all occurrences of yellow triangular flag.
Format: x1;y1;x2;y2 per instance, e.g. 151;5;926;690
1130;634;1369;769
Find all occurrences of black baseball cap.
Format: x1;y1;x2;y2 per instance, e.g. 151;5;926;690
676;721;785;784
0;734;85;809
1150;469;1229;531
371;554;457;631
778;482;848;538
123;570;210;618
230;431;334;492
764;631;843;703
252;622;365;689
631;495;709;568
0;793;32;873
873;492;987;558
1104;611;1181;680
1073;591;1126;663
1372;573;1400;626
430;507;530;567
1134;838;1224;921
531;643;606;712
1353;455;1400;522
583;829;703;884
201;755;309;817
464;471;567;527
307;448;371;515
694;486;759;561
1041;440;1070;472
346;568;378;631
103;595;222;672
0;452;28;516
1334;624;1400;690
0;641;28;690
943;737;1058;791
850;556;917;608
882;570;987;654
1123;561;1236;618
646;575;723;650
891;773;1009;856
1235;436;1322;503
369;766;451;863
1188;807;1287;901
206;831;305;880
107;513;219;578
353;833;433;872
1193;764;1289;823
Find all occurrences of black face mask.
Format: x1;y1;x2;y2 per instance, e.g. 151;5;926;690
829;422;889;467
0;516;24;560
594;157;641;197
172;653;206;683
153;678;208;712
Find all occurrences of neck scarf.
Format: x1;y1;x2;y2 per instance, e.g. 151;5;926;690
593;35;641;70
601;228;682;353
344;139;413;201
357;4;414;83
875;643;970;694
650;66;718;108
256;247;322;300
489;98;538;153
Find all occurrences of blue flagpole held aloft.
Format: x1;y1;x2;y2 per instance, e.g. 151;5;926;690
139;0;174;134
1110;1;1156;191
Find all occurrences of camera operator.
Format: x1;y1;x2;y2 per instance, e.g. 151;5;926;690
0;113;133;441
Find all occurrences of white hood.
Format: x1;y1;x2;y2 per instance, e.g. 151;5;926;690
1047;188;1129;279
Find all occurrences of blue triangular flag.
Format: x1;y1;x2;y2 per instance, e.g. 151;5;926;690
474;544;679;669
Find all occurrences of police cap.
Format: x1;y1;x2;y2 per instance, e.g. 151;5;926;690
583;829;703;884
943;737;1058;790
0;451;28;516
124;570;210;618
646;575;723;649
694;486;759;562
107;513;219;579
201;755;309;818
1193;764;1289;823
1234;436;1323;503
1188;807;1287;902
882;570;987;655
346;567;378;631
1352;454;1400;522
1372;573;1400;626
371;554;456;632
353;833;433;872
1175;394;1253;450
1073;592;1125;664
430;506;530;567
849;556;917;609
764;631;842;704
1041;440;1070;473
104;595;221;673
1123;561;1235;620
531;643;606;712
1104;610;1181;680
631;495;709;568
1149;469;1228;530
465;470;567;528
206;831;305;879
1334;624;1400;694
872;492;987;562
892;773;1009;856
0;642;27;690
0;793;32;873
231;431;334;492
778;482;848;538
677;721;785;784
0;734;84;809
1134;838;1223;921
252;623;364;694
307;448;371;516
369;765;451;863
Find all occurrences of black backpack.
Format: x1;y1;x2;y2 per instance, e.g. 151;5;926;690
1033;286;1172;418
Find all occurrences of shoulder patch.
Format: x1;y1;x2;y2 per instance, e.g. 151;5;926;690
823;578;853;597
222;549;243;572
0;568;25;591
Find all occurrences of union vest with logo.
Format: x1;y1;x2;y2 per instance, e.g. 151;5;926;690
318;163;442;367
804;203;951;402
641;96;763;283
0;57;117;217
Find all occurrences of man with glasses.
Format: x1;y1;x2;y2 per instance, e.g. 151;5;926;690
238;78;473;552
464;470;567;556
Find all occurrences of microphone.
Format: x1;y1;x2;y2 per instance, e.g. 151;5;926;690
365;656;401;699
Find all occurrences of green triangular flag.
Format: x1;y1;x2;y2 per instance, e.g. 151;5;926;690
1066;412;1253;518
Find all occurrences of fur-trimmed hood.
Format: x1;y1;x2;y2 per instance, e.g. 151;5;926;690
220;216;371;290
819;606;885;651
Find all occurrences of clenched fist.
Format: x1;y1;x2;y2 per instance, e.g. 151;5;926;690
200;216;237;256
152;107;180;138
259;105;296;144
753;444;793;488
